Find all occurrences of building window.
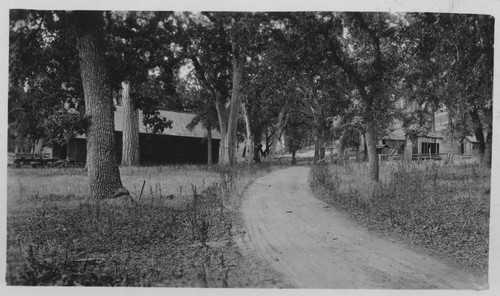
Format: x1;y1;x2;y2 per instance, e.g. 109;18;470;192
421;141;440;154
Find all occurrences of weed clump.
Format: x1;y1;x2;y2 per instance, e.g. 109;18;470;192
310;161;490;272
7;165;246;287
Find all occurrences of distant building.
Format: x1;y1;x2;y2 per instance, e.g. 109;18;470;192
379;110;451;156
52;107;221;165
459;136;480;155
381;132;444;155
380;123;406;155
414;132;444;155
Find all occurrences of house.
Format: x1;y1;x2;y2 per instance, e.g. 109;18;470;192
379;114;445;156
52;106;221;165
459;136;480;155
413;132;444;155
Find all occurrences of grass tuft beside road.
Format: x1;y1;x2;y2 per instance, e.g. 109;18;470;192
310;160;490;273
6;164;277;287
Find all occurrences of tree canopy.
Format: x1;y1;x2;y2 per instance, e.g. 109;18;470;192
9;10;494;191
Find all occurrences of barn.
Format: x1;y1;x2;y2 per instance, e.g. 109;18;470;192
380;131;406;155
52;107;221;165
459;136;480;155
414;132;443;155
380;115;445;156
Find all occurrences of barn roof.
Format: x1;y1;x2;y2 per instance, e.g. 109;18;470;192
114;106;222;140
424;132;444;139
460;135;479;143
383;133;406;141
382;118;445;141
382;111;451;141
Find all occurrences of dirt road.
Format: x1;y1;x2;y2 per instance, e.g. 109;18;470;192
240;166;487;289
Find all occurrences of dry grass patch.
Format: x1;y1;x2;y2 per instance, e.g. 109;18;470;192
310;160;490;273
7;163;286;287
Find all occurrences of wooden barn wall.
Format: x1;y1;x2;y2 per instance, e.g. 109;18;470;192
53;139;87;163
56;132;220;165
117;132;219;165
68;139;87;163
52;142;67;160
460;139;479;155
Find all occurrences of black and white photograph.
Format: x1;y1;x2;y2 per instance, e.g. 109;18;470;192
2;0;499;295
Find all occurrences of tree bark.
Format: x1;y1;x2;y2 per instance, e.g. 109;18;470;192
404;135;414;163
484;128;492;167
121;81;140;166
469;108;486;163
190;56;229;166
362;132;368;162
207;124;213;165
74;11;128;200
313;130;324;164
291;150;297;165
268;107;287;159
355;141;360;162
254;129;262;163
364;119;379;182
242;102;254;165
337;133;346;166
213;89;228;165
222;55;244;166
326;13;382;182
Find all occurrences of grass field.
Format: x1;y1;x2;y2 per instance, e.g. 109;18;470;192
8;166;220;208
310;159;490;273
8;158;490;286
6;164;273;287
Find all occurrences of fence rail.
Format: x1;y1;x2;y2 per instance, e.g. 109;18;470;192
14;152;57;167
378;153;479;162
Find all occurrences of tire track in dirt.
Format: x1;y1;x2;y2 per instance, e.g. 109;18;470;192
241;166;487;289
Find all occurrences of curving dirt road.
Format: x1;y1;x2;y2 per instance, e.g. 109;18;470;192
240;166;487;289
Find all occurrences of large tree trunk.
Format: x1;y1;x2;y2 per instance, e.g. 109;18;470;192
291;150;297;165
362;132;369;162
268;107;287;159
313;131;324;164
253;129;262;163
74;11;128;200
207;124;213;165
404;135;414;163
222;56;244;166
484;128;492;168
190;56;228;166
364;120;379;182
355;141;360;162
213;89;228;165
469;109;486;163
242;102;254;165
337;133;346;166
120;81;140;166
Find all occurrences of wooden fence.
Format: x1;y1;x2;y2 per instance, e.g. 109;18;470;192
13;152;57;167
